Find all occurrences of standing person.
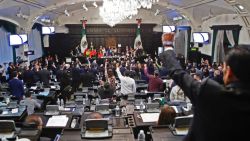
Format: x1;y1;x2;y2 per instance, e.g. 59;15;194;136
116;63;136;99
144;64;163;92
38;65;50;87
8;71;24;101
160;33;250;141
23;66;35;88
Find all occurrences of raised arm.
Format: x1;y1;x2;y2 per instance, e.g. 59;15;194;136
115;63;123;80
160;48;201;104
143;64;153;78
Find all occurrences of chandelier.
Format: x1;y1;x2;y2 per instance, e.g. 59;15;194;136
99;0;159;27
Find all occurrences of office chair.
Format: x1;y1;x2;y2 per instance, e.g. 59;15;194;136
0;120;17;139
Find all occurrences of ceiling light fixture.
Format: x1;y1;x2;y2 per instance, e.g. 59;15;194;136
16;7;29;20
237;5;244;10
154;9;160;16
99;0;159;27
92;1;98;8
64;9;70;16
82;3;88;11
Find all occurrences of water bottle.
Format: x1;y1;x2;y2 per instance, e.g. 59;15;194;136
121;106;127;116
82;97;86;105
57;98;60;106
95;98;99;105
85;93;88;101
140;100;144;113
115;105;120;117
148;97;151;104
61;99;64;107
137;130;145;141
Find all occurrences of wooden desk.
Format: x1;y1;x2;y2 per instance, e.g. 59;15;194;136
59;129;134;141
150;126;184;141
32;113;73;139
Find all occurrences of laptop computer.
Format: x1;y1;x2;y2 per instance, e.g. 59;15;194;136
81;118;112;139
44;105;60;116
95;104;110;115
146;103;160;113
170;115;193;136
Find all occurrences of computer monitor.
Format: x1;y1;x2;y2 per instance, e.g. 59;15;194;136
193;32;210;44
163;26;176;33
9;34;28;46
42;26;55;34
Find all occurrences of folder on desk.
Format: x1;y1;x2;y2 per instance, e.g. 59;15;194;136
81;118;112;139
170;115;193;136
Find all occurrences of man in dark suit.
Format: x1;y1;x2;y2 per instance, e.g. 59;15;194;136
160;32;250;141
8;71;24;101
38;65;50;87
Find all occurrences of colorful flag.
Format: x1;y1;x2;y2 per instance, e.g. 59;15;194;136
80;18;88;54
134;19;143;50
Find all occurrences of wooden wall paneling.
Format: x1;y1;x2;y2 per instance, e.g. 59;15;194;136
48;24;157;58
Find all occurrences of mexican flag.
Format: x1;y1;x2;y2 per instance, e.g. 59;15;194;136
80;19;88;54
134;19;143;49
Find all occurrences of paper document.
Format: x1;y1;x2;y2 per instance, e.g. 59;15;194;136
46;115;68;127
39;91;50;96
85;130;108;138
50;86;56;89
30;86;37;90
140;113;160;122
11;108;18;113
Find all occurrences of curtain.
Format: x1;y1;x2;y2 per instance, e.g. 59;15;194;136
28;28;43;61
174;30;186;57
226;30;235;47
184;30;188;61
213;30;225;63
0;27;13;64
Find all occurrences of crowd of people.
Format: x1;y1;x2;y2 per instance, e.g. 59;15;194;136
1;32;250;141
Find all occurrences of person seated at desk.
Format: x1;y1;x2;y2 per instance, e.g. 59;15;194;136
8;71;24;101
25;114;51;141
157;105;176;125
98;81;114;99
20;92;41;115
87;112;103;119
169;85;190;103
25;114;43;130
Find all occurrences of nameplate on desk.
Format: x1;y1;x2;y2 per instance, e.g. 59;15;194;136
46;115;68;127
